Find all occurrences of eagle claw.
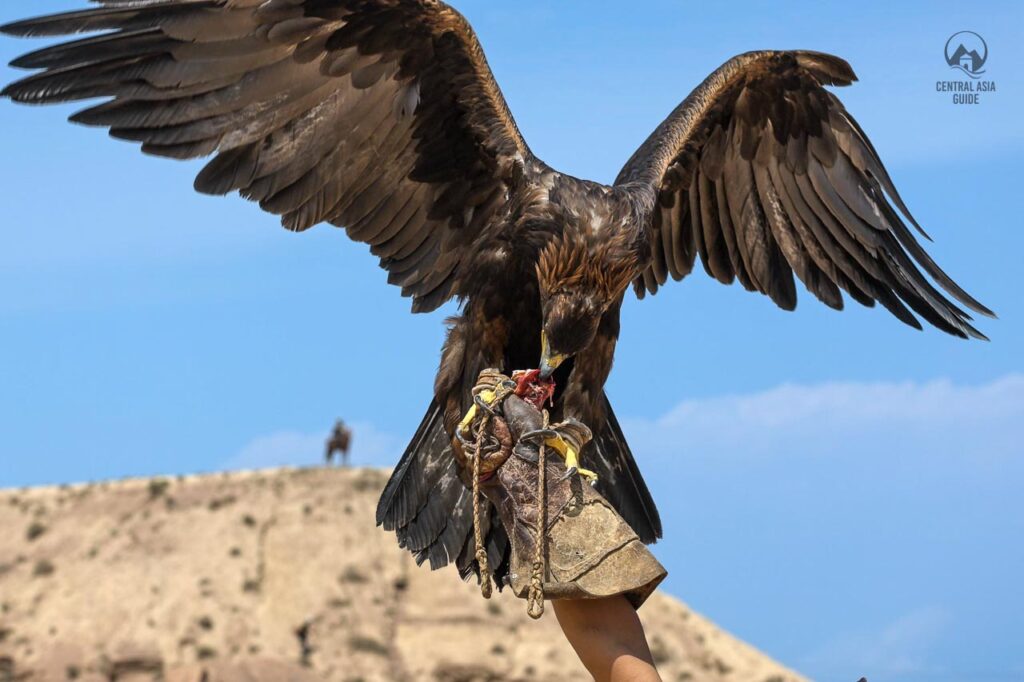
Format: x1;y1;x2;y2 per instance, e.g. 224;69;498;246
567;466;600;484
562;449;599;484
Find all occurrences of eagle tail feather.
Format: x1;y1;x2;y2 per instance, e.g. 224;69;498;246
589;393;663;544
376;399;510;585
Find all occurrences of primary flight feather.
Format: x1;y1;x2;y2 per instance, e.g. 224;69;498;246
2;0;993;581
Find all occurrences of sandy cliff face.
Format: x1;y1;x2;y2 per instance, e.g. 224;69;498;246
0;468;806;682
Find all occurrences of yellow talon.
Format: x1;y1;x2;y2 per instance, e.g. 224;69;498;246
544;436;599;483
458;404;478;436
459;389;498;437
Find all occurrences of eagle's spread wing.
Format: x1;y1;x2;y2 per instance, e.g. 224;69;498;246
618;51;993;339
2;0;530;313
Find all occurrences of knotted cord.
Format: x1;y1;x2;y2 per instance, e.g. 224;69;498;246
466;371;514;600
471;414;493;599
526;408;550;620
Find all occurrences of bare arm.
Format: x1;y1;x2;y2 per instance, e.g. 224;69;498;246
554;596;662;682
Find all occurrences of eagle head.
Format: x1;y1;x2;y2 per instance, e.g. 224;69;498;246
536;232;639;377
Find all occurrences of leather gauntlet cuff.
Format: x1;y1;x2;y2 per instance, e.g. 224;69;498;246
477;390;666;610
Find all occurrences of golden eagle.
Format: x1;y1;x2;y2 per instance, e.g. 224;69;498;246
2;1;992;582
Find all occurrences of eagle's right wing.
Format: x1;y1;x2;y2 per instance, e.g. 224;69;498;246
618;51;993;338
3;0;532;313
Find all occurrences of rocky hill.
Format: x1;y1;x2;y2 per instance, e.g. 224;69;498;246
0;467;807;682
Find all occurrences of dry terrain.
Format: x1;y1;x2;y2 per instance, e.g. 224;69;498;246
0;467;807;682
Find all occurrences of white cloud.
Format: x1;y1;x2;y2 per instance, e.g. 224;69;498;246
222;431;323;471
223;421;403;471
223;375;1024;472
620;374;1024;680
801;606;953;678
623;374;1024;462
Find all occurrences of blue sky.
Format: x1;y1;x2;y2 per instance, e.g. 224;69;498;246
1;1;1022;680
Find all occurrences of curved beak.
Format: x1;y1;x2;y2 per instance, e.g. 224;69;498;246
539;331;567;379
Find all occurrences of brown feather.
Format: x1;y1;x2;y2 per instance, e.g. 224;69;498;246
617;49;989;334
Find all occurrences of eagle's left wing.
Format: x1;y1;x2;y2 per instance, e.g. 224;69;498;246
2;0;532;314
617;50;993;339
